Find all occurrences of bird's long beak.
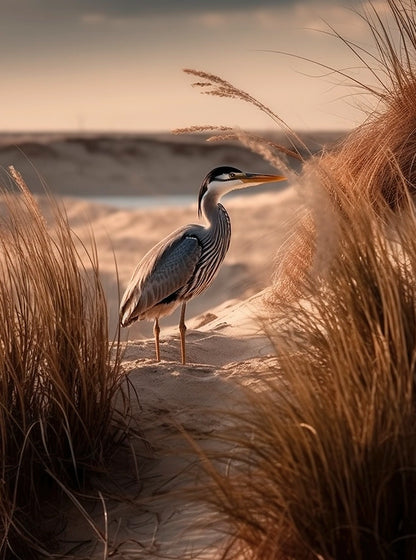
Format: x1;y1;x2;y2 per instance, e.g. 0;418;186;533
240;172;287;185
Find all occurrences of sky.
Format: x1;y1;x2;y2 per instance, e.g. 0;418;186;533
0;0;393;132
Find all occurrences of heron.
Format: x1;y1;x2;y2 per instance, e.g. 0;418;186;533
120;166;287;364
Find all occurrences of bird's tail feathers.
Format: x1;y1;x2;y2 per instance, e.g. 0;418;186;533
119;305;137;327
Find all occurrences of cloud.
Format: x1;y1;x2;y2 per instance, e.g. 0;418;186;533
57;0;307;17
293;3;369;38
84;0;362;17
0;0;363;20
81;13;110;25
192;12;229;28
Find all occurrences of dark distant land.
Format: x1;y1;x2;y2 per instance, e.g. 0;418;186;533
0;131;346;196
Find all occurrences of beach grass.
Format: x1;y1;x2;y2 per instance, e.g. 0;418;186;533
186;1;416;558
200;191;416;560
0;168;128;558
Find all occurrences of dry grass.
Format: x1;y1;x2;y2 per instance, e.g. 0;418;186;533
198;176;416;560
175;71;305;180
272;0;416;300
180;2;416;559
0;168;128;558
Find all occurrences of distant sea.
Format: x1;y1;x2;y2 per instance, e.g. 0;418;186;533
82;194;196;209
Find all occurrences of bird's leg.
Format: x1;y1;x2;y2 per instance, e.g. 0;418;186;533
179;302;187;365
154;318;161;362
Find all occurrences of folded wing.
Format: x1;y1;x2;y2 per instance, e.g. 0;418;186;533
120;230;202;326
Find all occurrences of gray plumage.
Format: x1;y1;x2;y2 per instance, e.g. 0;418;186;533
120;166;286;364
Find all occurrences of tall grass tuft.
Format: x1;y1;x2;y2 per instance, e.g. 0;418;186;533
273;0;416;300
185;1;416;559
0;168;125;558
199;177;416;560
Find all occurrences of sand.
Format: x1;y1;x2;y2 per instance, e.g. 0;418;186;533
50;184;301;558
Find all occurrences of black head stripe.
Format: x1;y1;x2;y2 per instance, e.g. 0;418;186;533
204;166;242;183
198;166;242;217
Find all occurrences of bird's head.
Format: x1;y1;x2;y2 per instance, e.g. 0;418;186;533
198;166;287;217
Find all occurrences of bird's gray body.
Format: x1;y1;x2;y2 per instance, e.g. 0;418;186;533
120;203;231;326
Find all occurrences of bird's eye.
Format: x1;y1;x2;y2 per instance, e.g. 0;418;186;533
229;172;236;178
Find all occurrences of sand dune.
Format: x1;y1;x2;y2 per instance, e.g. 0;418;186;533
0;131;342;196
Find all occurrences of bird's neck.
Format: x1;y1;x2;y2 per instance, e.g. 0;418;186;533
201;195;231;258
201;192;230;227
